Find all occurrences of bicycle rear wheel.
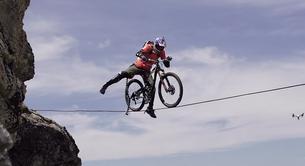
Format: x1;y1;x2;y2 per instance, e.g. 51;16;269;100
125;79;145;111
158;72;183;108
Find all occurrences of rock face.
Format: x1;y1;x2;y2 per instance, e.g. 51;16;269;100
9;110;81;166
0;124;13;166
0;0;33;132
0;0;81;165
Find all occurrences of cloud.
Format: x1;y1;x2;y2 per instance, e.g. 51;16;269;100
182;0;305;15
196;0;305;8
46;47;305;160
172;47;232;66
49;113;98;130
25;19;61;35
222;0;303;6
24;19;123;96
27;53;111;95
31;35;76;61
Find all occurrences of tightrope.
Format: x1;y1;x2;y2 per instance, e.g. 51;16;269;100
36;83;305;113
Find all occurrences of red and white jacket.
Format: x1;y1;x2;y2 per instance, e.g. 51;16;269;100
134;41;166;71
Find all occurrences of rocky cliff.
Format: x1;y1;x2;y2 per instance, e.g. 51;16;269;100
0;124;13;166
0;0;81;165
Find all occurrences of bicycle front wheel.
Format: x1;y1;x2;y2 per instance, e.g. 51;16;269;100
158;72;183;108
125;79;145;111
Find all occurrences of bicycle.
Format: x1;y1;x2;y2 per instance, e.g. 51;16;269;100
125;58;183;115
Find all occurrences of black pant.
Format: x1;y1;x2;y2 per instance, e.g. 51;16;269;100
103;64;155;109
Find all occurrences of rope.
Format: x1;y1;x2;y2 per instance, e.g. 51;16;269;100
36;83;305;113
156;83;305;110
35;109;125;113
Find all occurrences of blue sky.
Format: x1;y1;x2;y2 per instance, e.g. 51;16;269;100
23;0;305;165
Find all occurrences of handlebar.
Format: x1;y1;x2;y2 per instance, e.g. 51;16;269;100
143;57;172;64
147;58;158;63
136;51;172;63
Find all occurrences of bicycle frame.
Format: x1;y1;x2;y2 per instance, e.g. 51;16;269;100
125;59;169;115
148;59;173;95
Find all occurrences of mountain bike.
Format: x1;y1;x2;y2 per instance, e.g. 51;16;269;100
125;58;183;114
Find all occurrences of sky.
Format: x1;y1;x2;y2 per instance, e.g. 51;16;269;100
23;0;305;165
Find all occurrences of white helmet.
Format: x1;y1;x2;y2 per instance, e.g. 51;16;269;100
155;36;166;48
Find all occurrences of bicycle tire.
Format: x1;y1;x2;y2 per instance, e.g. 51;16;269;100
158;72;183;108
125;79;145;111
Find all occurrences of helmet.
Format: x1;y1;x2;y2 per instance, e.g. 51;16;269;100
155;37;166;49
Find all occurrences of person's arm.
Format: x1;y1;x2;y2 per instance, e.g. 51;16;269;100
160;50;166;60
161;51;171;68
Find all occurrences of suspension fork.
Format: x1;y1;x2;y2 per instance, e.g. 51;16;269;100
158;70;167;90
158;70;171;92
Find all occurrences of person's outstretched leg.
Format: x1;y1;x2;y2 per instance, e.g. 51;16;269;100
100;64;141;95
100;71;128;94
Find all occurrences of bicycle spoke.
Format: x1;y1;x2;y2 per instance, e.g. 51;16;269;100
125;79;145;111
158;72;183;108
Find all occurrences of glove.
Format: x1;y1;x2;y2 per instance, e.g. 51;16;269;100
163;59;170;68
166;56;172;61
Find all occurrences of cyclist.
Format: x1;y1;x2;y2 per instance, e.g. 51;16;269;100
100;37;171;118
